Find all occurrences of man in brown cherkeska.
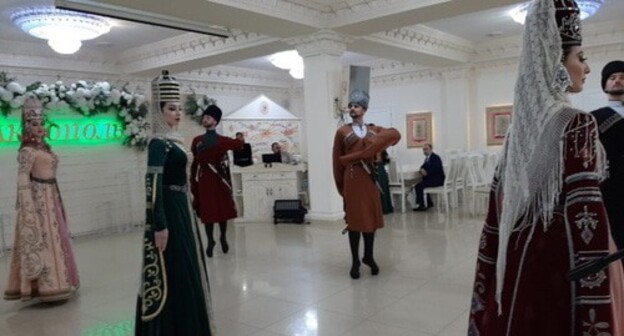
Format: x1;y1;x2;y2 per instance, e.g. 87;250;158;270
332;89;400;279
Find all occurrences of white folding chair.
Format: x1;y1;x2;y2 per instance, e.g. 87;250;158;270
452;154;469;207
388;159;410;213
467;154;491;216
424;156;456;213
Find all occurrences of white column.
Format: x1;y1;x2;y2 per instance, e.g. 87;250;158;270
440;68;474;152
293;31;348;221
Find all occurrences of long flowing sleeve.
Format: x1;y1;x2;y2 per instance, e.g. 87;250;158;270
338;126;401;165
562;113;617;335
15;147;44;280
16;147;35;213
190;138;199;211
332;129;345;196
140;138;169;321
193;136;243;162
146;139;168;232
220;136;244;152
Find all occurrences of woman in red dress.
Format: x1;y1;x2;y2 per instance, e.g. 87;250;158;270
468;1;623;335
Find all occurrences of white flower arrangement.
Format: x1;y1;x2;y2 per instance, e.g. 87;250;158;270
184;91;217;125
0;71;149;149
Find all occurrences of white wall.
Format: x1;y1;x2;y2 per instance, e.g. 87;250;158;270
369;55;617;168
372;79;443;166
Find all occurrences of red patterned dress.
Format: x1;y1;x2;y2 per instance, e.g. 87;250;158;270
469;113;623;335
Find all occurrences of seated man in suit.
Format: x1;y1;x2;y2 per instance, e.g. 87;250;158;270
413;143;445;211
271;142;296;164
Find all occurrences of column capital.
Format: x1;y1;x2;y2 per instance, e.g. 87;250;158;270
288;30;351;58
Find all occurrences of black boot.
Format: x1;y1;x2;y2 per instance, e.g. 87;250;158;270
348;230;361;279
205;223;216;258
219;221;229;253
362;232;379;275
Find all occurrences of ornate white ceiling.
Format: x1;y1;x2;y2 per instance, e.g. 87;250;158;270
0;0;623;89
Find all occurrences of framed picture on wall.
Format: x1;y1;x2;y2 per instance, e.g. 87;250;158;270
406;112;433;148
486;105;513;146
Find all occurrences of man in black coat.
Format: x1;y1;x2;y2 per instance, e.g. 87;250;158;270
232;132;253;167
413;143;445;211
590;60;624;251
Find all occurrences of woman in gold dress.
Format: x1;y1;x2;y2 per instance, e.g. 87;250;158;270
4;96;80;302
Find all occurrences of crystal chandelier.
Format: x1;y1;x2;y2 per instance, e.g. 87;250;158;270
269;50;304;79
510;0;604;24
11;7;111;55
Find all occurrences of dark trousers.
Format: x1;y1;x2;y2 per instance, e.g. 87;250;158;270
414;179;442;207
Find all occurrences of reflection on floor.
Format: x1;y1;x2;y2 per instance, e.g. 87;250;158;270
0;209;484;336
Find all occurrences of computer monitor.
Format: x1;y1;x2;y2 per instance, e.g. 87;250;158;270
262;153;281;164
233;143;253;167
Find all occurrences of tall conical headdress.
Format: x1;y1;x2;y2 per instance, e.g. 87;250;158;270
20;96;50;149
150;70;183;143
152;70;180;103
554;0;581;47
22;96;43;122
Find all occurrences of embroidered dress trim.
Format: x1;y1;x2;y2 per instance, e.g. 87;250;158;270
483;223;499;234
478;254;496;265
164;184;188;193
147;166;164;174
564;172;601;184
575;296;612;305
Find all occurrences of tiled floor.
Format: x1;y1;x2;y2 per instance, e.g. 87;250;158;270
0;208;483;336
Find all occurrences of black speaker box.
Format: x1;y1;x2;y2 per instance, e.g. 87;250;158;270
273;199;307;224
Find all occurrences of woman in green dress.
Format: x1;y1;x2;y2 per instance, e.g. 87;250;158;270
375;150;393;214
135;70;215;336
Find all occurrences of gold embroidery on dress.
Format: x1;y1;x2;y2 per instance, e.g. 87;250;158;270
140;172;168;321
140;237;168;321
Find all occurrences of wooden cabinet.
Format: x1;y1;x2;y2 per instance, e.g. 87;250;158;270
231;164;306;222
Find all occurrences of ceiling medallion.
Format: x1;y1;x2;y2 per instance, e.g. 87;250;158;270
11;7;111;55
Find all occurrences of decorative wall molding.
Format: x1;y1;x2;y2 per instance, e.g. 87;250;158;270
328;0;449;29
366;25;475;63
472;20;624;64
0;66;291;100
442;67;475;80
364;60;429;78
118;29;283;74
372;68;443;87
0;38;114;62
473;59;519;74
472;35;523;64
205;0;327;27
181;80;291;98
0;66;143;88
0;39;120;74
290;30;351;57
177;65;294;88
